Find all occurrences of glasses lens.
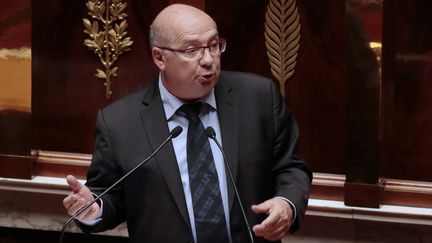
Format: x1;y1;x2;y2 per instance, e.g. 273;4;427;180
209;43;220;54
178;40;226;60
183;48;200;59
219;42;226;53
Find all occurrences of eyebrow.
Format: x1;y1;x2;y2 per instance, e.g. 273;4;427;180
180;34;220;47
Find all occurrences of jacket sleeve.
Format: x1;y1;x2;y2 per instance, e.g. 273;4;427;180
270;81;313;232
78;109;126;233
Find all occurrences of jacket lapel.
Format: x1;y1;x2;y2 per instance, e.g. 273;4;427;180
138;74;240;227
139;83;192;232
215;74;240;211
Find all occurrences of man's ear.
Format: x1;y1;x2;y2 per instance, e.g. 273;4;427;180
152;47;165;71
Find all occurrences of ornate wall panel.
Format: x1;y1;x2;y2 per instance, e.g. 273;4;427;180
31;0;169;154
207;0;347;175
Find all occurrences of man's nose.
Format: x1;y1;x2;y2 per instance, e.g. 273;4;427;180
199;47;214;66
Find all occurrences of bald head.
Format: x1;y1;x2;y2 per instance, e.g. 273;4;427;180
149;4;217;48
149;4;222;101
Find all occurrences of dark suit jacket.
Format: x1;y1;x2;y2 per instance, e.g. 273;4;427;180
82;71;312;243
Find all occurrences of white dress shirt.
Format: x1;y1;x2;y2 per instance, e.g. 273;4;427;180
158;76;232;243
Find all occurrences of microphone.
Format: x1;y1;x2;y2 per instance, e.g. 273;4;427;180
205;127;254;243
58;126;183;243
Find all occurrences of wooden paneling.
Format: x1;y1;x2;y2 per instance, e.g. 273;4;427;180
380;0;432;181
287;0;346;175
382;179;432;208
0;155;32;179
207;0;347;175
31;0;168;154
312;173;432;208
345;1;381;186
32;150;90;179
171;0;205;9
310;173;345;201
344;182;382;208
0;110;31;155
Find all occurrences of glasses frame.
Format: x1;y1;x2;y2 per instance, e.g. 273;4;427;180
155;38;227;59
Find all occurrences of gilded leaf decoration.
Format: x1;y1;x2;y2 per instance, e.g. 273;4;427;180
265;0;301;96
83;0;133;100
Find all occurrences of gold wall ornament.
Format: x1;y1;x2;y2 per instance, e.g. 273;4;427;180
83;0;133;100
264;0;301;96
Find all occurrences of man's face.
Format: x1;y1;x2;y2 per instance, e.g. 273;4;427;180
152;15;221;102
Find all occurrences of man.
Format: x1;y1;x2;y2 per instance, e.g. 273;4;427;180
63;4;312;243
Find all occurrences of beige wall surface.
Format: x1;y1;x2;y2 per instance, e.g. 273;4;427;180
0;48;31;112
0;0;31;112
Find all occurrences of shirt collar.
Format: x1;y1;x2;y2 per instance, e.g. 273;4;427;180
158;73;217;120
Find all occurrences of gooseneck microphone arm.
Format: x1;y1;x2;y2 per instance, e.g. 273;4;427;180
58;126;183;243
205;127;255;243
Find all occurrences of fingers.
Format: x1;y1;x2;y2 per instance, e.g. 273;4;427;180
63;194;100;220
252;198;293;241
253;217;289;241
251;200;272;214
63;175;101;220
66;175;93;201
63;195;87;215
63;193;76;209
251;199;277;231
252;212;282;237
63;175;87;214
66;175;82;192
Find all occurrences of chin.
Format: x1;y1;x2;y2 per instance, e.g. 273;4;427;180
190;88;213;101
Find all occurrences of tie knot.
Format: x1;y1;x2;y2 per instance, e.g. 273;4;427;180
180;102;202;120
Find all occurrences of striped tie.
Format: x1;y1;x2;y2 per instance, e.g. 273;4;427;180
180;103;229;243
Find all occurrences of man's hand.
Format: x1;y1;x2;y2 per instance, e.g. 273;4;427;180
251;198;293;241
62;175;101;221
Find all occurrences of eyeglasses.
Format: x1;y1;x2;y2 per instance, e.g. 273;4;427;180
156;38;227;60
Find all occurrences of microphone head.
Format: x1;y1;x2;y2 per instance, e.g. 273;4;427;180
205;126;216;139
170;126;183;138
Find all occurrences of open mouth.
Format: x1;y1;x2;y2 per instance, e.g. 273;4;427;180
200;73;214;80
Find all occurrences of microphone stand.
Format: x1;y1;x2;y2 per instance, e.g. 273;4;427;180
206;127;255;243
58;126;182;243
